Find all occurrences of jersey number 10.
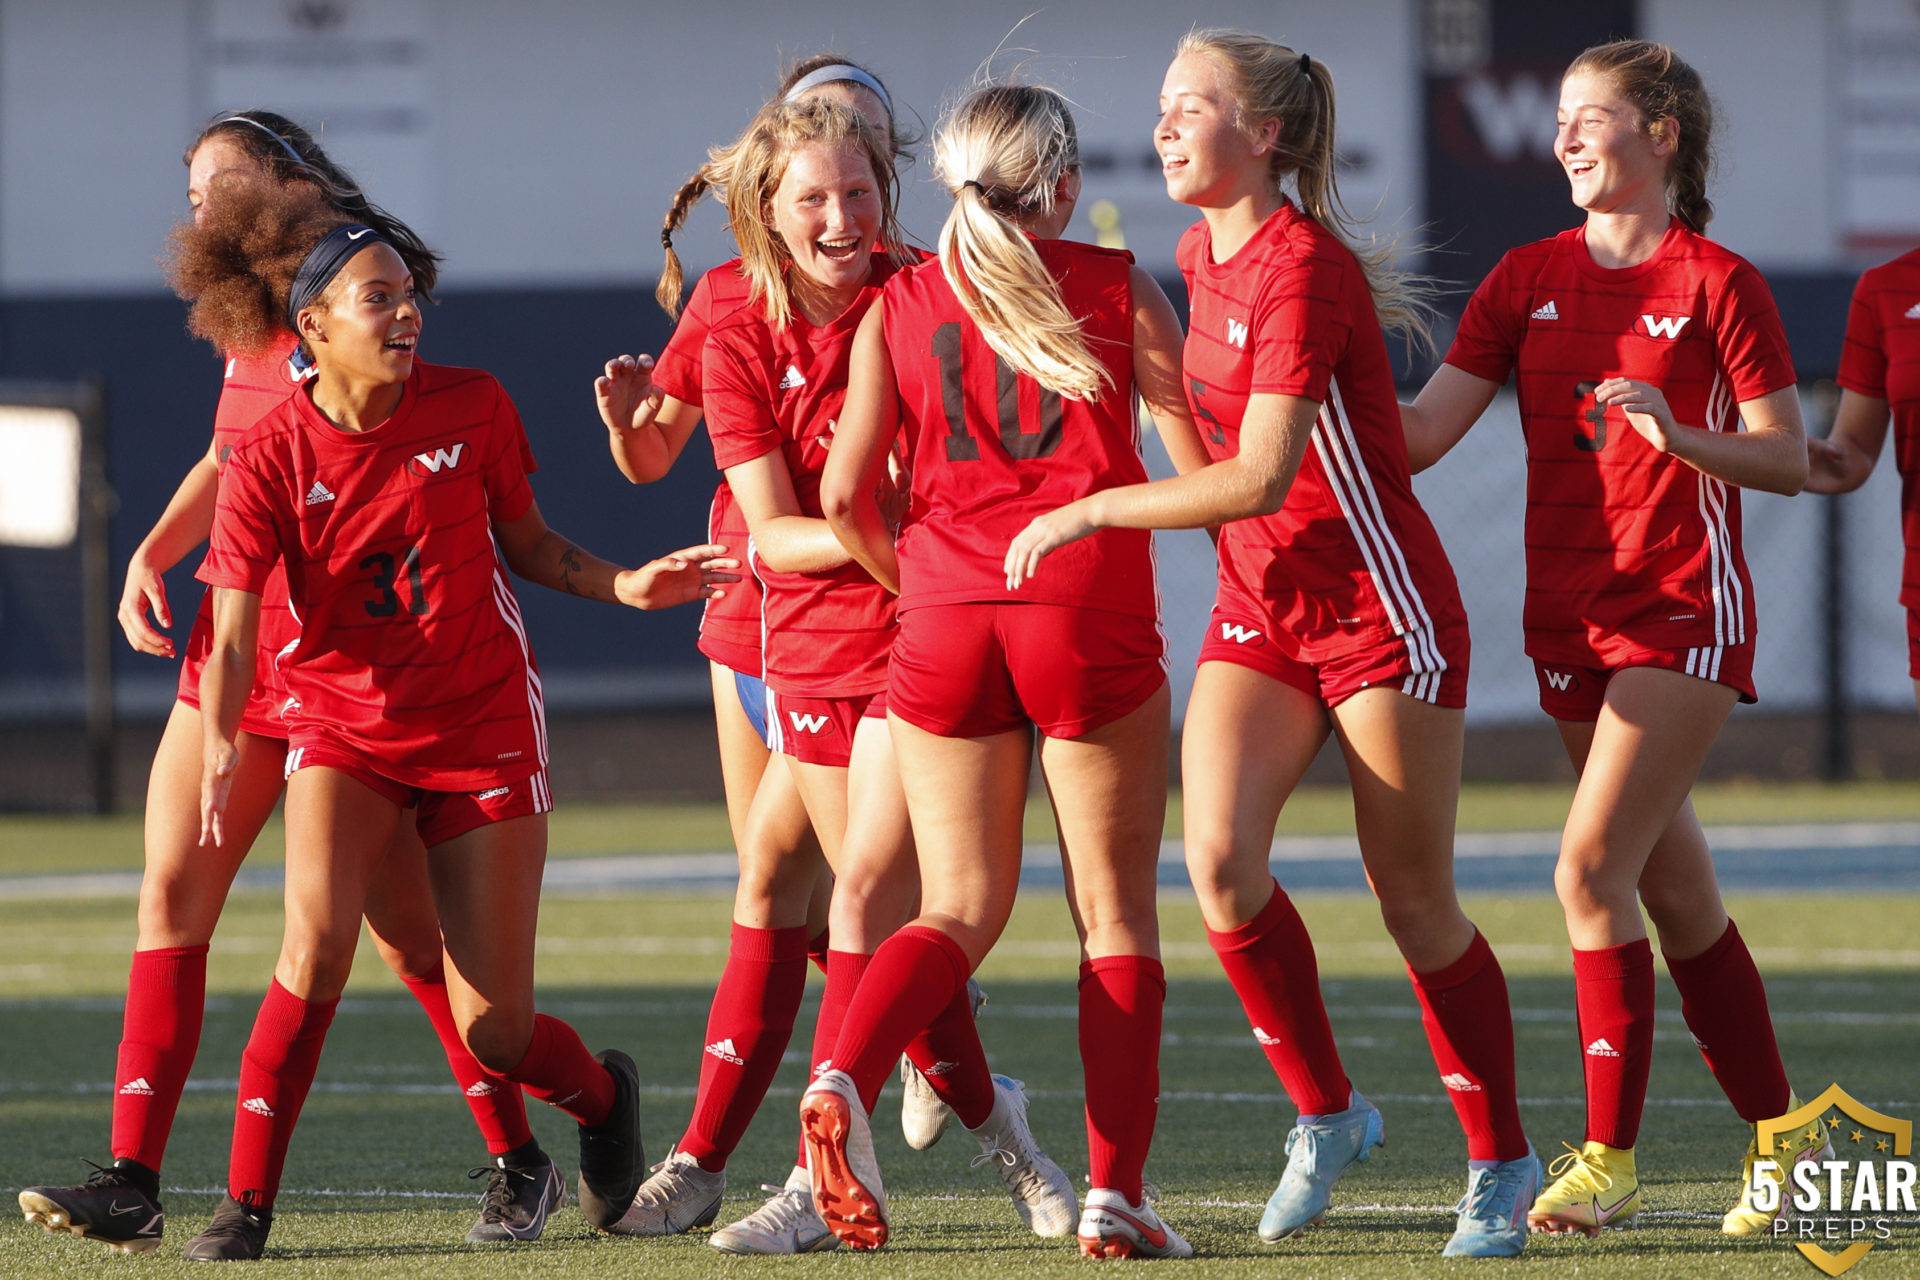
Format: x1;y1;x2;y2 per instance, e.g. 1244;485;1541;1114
932;322;1064;462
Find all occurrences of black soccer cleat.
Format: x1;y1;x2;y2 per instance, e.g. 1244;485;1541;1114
182;1193;272;1262
18;1158;165;1253
466;1144;565;1242
576;1048;644;1230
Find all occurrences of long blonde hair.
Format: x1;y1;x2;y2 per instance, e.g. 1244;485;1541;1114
1567;40;1715;232
1177;28;1436;347
933;84;1109;402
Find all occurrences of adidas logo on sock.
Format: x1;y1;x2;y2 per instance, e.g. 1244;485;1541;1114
921;1059;959;1077
1252;1026;1283;1046
243;1096;275;1117
465;1081;497;1097
705;1037;745;1065
1585;1037;1622;1058
778;365;807;390
119;1077;155;1096
1531;300;1559;320
1440;1072;1483;1092
304;480;336;506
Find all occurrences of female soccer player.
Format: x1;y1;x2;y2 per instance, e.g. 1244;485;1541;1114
167;174;733;1261
807;80;1188;1257
1003;32;1540;1257
1806;245;1920;714
689;93;1075;1253
1400;39;1825;1236
17;111;550;1254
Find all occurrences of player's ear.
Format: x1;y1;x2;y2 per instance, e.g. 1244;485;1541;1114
1252;114;1281;157
295;305;325;345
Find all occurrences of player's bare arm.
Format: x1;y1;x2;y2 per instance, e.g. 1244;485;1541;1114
597;352;707;484
820;303;903;594
1402;364;1501;473
119;443;227;657
1598;379;1807;494
1805;387;1891;494
493;500;736;609
197;584;261;848
725;450;855;575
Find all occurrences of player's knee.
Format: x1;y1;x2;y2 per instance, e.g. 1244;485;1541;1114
463;1010;535;1076
276;936;358;1002
1553;848;1630;918
736;846;817;911
1184;834;1258;915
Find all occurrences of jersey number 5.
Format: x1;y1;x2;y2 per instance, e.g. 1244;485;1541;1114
1573;380;1608;452
933;322;1063;462
362;545;428;618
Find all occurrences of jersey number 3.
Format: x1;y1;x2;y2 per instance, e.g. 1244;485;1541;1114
1574;380;1607;452
933;322;1063;462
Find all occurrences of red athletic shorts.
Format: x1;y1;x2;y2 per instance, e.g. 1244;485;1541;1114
1532;640;1757;721
767;688;887;767
888;602;1166;740
283;739;552;846
1907;608;1920;680
1196;608;1469;709
175;596;293;739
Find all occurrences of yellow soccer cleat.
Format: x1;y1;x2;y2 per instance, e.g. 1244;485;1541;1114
1527;1141;1639;1236
1723;1094;1832;1236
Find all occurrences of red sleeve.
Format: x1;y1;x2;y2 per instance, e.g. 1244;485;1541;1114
197;444;282;595
653;271;722;405
1837;267;1888;398
701;325;782;470
485;383;537;523
1246;248;1346;402
1709;262;1798;401
1445;251;1527;385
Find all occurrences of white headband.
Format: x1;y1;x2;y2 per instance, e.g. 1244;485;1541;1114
783;65;893;121
217;115;306;167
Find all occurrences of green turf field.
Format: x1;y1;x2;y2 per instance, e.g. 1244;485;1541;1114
1;874;1913;1277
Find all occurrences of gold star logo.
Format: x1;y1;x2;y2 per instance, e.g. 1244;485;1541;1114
1877;1138;1891;1153
1849;1129;1865;1144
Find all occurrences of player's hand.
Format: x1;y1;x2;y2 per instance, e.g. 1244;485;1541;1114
1004;501;1099;591
1595;377;1676;452
1805;435;1851;493
615;543;741;611
596;354;666;434
199;740;239;847
879;442;912;532
119;557;175;657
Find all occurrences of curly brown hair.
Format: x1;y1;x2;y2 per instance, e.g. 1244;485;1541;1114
163;172;345;358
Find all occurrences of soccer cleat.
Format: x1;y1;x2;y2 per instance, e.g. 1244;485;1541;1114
1442;1147;1541;1257
1076;1187;1194;1259
182;1193;272;1262
606;1148;725;1236
1259;1090;1386;1241
1527;1141;1639;1235
576;1048;645;1230
709;1165;840;1255
800;1068;888;1249
465;1147;565;1243
18;1159;165;1254
966;1075;1078;1237
899;976;987;1150
1724;1094;1831;1236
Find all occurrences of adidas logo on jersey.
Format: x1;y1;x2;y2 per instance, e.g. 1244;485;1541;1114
243;1096;276;1117
465;1081;497;1097
1226;317;1249;349
119;1077;155;1096
1635;312;1692;340
1252;1026;1283;1046
1440;1072;1483;1093
1906;302;1920;320
475;786;511;801
778;365;807;389
1531;300;1559;320
304;480;336;506
705;1037;745;1065
1585;1037;1622;1058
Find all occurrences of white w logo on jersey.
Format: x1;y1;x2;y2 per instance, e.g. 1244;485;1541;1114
1225;318;1249;349
788;711;830;734
1544;670;1575;691
1637;314;1692;340
411;443;466;473
1218;622;1263;644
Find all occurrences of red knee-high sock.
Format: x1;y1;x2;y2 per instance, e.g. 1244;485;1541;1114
1664;920;1790;1122
1572;940;1655;1149
227;980;338;1207
399;964;533;1156
1408;931;1529;1161
798;949;871;1167
502;1014;614;1127
808;927;832;977
901;981;996;1130
1080;955;1164;1205
1206;880;1351;1116
111;944;210;1171
678;924;809;1171
826;926;969;1113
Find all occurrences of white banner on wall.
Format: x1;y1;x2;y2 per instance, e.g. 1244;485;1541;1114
1831;0;1920;255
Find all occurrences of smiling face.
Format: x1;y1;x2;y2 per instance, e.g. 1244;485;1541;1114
1155;51;1275;209
186;135;263;227
768;140;881;300
297;242;420;387
1556;70;1675;218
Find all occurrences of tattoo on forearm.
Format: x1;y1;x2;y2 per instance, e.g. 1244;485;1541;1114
558;542;586;596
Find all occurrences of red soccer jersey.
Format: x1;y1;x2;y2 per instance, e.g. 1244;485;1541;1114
1836;247;1920;608
199;362;545;791
884;237;1156;617
1447;222;1797;664
703;257;900;698
1179;202;1466;662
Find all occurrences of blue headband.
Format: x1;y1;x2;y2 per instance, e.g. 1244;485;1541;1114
784;65;893;120
217;115;307;168
286;224;391;330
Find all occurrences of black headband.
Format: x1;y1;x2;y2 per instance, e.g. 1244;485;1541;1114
286;223;391;330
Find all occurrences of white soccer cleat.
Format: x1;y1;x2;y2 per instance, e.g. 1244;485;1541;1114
966;1075;1078;1237
899;977;986;1150
1077;1187;1194;1259
708;1165;839;1255
606;1148;724;1236
800;1069;889;1249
